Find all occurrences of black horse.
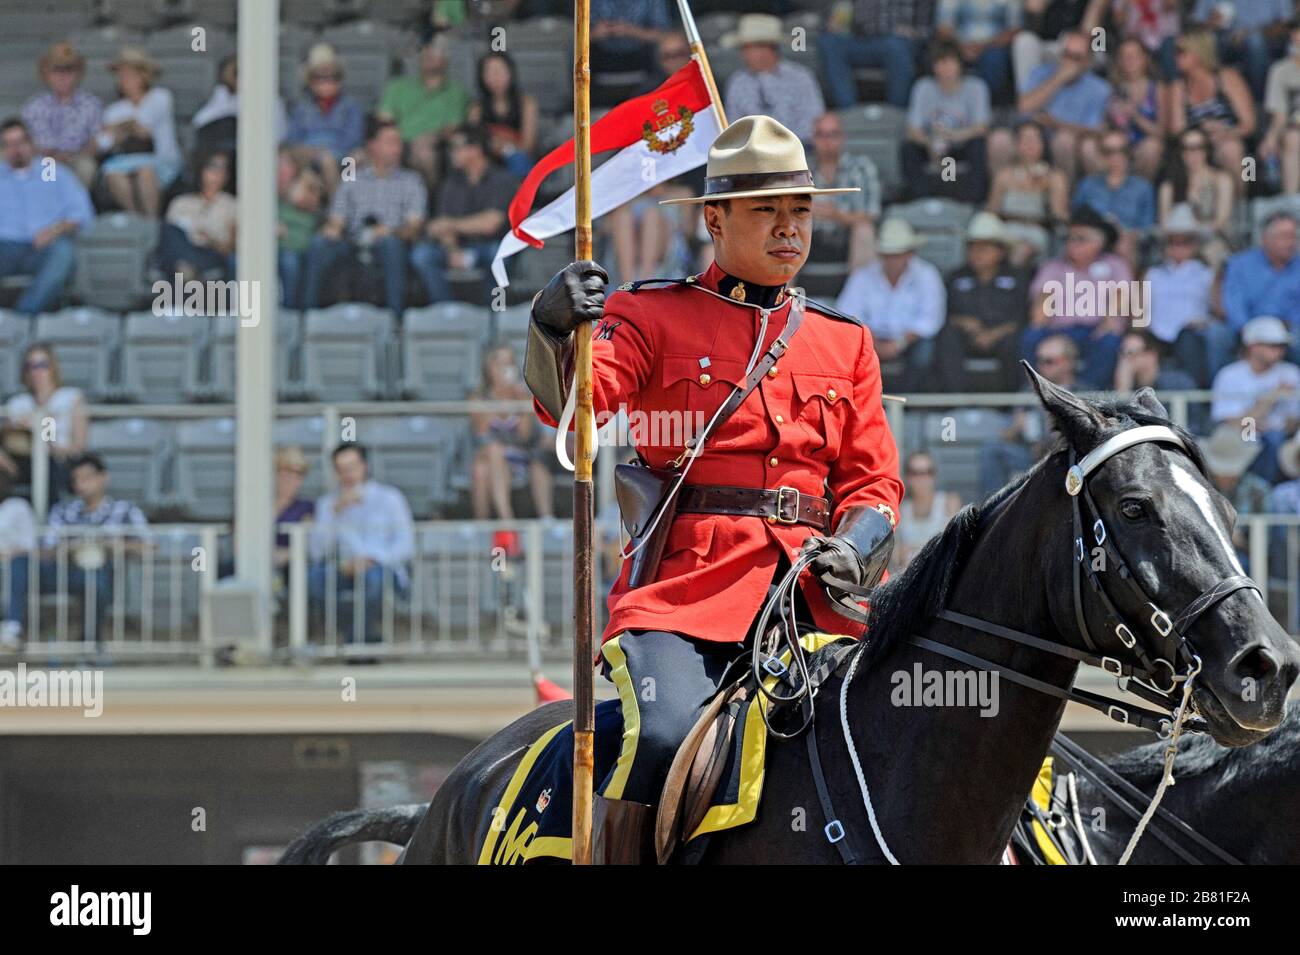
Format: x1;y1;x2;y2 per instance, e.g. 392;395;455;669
299;370;1300;864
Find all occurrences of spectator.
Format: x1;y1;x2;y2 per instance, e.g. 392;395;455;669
1016;29;1112;182
1011;0;1102;88
1071;127;1155;265
300;117;427;316
0;342;89;501
986;120;1070;265
835;219;946;391
1105;0;1182;78
721;14;825;145
1220;212;1300;339
1144;204;1233;385
156;152;236;282
471;342;554;521
934;212;1028;391
808;112;881;269
277;166;324;309
410;125;516;305
589;0;673;106
95;48;181;217
20;42;102;188
378;30;470;189
41;453;149;647
1192;0;1292;101
1105;36;1165;179
1025;205;1132;385
1210;315;1300;483
1157;126;1235;268
979;331;1094;495
1167;28;1256;186
935;0;1021;101
0;469;36;649
285;44;365;196
1113;328;1198;396
892;450;962;571
466;51;538;180
191;55;287;181
273;446;315;572
902;40;992;203
0;118;93;315
308;443;414;646
1200;424;1271;567
819;0;937;110
1259;21;1300;196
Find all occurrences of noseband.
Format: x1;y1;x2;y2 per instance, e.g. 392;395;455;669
914;424;1261;736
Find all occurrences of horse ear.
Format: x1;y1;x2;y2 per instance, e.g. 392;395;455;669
1021;360;1106;448
1131;386;1169;420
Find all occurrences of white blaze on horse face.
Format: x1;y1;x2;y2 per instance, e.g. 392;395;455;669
1169;459;1248;580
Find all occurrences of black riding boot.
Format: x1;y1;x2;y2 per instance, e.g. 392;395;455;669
592;795;655;864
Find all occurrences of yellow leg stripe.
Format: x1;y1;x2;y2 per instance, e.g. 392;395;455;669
478;719;572;865
600;635;641;801
1030;756;1069;866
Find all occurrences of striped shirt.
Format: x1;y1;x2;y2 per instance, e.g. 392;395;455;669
852;0;937;36
44;495;148;549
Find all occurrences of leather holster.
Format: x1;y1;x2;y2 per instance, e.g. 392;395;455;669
615;460;679;589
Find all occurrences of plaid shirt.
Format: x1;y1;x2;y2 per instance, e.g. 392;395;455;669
813;150;881;235
852;0;937;36
20;90;102;154
327;163;428;235
43;495;148;549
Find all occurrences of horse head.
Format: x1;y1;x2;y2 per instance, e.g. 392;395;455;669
1027;364;1300;747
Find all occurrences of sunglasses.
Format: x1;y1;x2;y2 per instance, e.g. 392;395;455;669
1038;354;1071;365
1120;348;1147;359
1182;141;1208;152
24;360;50;371
1167;234;1197;245
906;467;935;477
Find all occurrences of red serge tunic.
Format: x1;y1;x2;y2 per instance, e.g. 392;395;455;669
536;262;905;646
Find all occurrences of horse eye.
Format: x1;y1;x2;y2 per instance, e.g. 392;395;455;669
1120;499;1145;520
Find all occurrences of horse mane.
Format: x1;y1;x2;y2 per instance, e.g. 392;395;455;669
1106;707;1300;789
859;394;1207;670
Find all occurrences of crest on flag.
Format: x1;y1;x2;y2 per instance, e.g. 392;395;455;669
642;99;694;155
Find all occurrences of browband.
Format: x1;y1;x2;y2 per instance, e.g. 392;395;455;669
1065;425;1188;497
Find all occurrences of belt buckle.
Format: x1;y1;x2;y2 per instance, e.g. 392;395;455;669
773;486;801;524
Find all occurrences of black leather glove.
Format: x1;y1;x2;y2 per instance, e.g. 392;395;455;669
532;260;609;336
801;506;894;593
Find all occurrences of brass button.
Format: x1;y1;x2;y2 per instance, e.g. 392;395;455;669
698;373;711;385
769;457;779;467
767;366;779;378
774;414;784;424
827;388;837;399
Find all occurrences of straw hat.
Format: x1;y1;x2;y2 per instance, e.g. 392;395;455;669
1240;315;1291;346
302;43;344;83
965;211;1014;247
1201;423;1261;478
109;47;161;81
721;14;786;48
1159;203;1210;239
659;115;858;206
41;41;85;73
877;218;926;255
275;446;311;475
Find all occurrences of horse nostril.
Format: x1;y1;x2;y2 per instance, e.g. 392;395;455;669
1230;644;1283;685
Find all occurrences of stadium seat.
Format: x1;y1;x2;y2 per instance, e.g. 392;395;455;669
0;312;32;401
123;527;203;638
120;312;209;404
280;0;337;29
73;213;160;313
492;303;534;358
300;304;393;401
174;417;237;521
838;105;906;200
890;197;977;275
145;25;234;122
278;23;317;103
400;303;491;400
206;312;302;402
90;417;175;511
368;0;426;27
365;414;464;518
32;307;121;401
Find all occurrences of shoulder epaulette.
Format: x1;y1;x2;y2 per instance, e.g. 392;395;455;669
800;295;863;325
614;276;695;292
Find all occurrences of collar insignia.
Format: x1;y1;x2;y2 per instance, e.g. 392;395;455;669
729;281;746;302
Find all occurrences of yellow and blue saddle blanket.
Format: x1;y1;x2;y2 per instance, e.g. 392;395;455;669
478;633;847;865
1009;756;1083;865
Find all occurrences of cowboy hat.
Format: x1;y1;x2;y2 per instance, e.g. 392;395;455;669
1240;315;1291;346
659;115;859;206
41;41;85;73
1068;205;1119;250
721;14;786;48
1159;202;1210;239
1202;423;1260;478
964;211;1014;247
302;43;344;82
877;218;926;254
109;47;160;80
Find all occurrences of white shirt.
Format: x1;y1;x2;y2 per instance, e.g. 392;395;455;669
835;256;947;342
0;498;36;555
97;87;180;170
309;480;415;581
1144;258;1214;343
1211;359;1300;432
5;387;83;453
192;85;287;142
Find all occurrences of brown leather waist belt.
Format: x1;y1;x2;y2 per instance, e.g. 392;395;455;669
676;484;829;530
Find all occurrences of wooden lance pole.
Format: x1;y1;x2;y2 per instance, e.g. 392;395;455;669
571;0;596;866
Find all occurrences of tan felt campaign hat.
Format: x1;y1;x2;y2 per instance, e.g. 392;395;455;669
659;114;859;206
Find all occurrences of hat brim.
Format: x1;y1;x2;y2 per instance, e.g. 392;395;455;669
965;232;1015;247
659;185;859;206
878;241;927;254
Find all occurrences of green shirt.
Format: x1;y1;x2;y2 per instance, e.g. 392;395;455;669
378;76;470;140
278;199;319;254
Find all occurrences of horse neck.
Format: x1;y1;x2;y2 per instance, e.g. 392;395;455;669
840;458;1082;863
